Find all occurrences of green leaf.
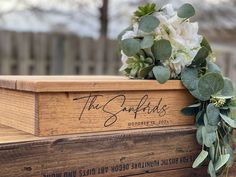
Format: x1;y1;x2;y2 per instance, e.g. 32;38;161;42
215;154;230;171
177;3;195;19
207;61;221;73
208;160;216;177
213;77;235;99
198;72;224;99
140;35;154;49
191;47;209;67
121;39;141;57
134;3;156;18
230;99;236;108
139;15;160;33
201;37;212;53
220;113;236;128
196;126;203;145
139;65;153;78
181;67;198;91
192;150;208;168
209;146;215;162
152;39;172;61
190;86;209;101
202;126;217;147
207;104;220;126
181;103;200;116
152;65;170;84
118;26;133;41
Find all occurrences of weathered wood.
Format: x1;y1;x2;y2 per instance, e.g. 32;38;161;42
0;31;14;75
33;33;49;75
0;76;194;136
129;166;236;177
16;32;32;75
0;124;202;177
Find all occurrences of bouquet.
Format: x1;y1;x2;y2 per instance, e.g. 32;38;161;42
118;3;236;177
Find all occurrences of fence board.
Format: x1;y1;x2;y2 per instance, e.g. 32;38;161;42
0;31;14;75
50;33;64;75
33;33;49;75
79;37;93;75
64;34;78;74
16;32;32;75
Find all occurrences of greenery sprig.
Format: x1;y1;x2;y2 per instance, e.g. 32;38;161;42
118;3;236;177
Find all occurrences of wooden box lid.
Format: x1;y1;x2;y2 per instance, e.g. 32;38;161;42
0;75;185;92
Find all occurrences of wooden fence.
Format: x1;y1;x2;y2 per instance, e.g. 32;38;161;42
0;31;121;75
0;30;235;84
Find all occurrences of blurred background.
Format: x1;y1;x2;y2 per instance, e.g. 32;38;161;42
0;0;235;84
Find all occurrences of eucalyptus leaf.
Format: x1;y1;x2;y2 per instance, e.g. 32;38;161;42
230;99;236;108
220;113;236;128
181;104;199;116
181;67;198;91
208;160;216;177
201;37;212;53
207;61;221;73
152;65;170;84
139;15;160;33
140;35;154;49
196;126;203;145
139;65;153;78
209;146;215;162
198;72;224;99
152;39;172;61
207;104;220;126
121;38;141;56
202;126;217;147
177;3;195;19
118;26;133;41
192;150;208;168
190;87;209;101
215;154;230;171
191;47;209;67
213;77;235;99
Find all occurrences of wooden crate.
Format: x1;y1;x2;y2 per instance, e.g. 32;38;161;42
0;124;221;177
0;76;195;136
0;124;235;177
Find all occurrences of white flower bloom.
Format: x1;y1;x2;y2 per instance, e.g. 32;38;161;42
162;4;176;17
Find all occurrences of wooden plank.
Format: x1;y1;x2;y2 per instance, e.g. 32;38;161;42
0;77;195;136
94;37;105;75
16;32;32;75
129;166;236;177
0;88;36;135
64;34;78;75
0;124;203;177
33;33;49;75
0;76;186;92
79;37;93;75
0;31;14;75
106;39;118;75
38;89;194;136
50;33;64;75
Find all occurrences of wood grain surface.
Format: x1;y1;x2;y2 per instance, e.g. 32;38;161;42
0;86;194;136
0;124;202;177
0;76;186;92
